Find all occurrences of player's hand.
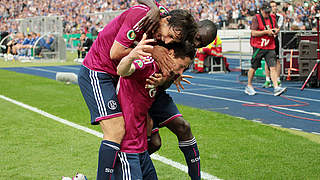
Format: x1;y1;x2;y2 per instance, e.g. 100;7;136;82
145;73;166;89
139;7;160;34
174;74;193;92
152;45;175;77
128;33;154;60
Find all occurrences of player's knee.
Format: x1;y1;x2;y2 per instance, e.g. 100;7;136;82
175;117;192;138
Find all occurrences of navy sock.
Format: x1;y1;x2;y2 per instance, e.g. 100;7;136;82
179;137;201;180
96;140;120;180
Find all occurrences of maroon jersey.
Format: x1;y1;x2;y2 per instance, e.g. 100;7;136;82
117;57;159;153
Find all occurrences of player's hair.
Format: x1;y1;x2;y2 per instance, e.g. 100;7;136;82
167;9;198;44
167;41;196;61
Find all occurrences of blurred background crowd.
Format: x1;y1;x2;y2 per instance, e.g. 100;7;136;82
0;0;320;34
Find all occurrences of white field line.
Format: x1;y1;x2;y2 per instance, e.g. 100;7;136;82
0;94;220;180
23;67;58;73
167;90;320;117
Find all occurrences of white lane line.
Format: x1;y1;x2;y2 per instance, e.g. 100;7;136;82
23;66;58;73
191;76;320;93
0;94;220;180
167;90;320;117
59;66;81;70
188;83;320;103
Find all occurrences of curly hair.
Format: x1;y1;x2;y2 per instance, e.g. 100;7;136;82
167;9;198;44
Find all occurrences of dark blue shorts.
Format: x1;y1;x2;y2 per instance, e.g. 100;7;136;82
78;65;122;125
149;91;182;131
113;151;158;180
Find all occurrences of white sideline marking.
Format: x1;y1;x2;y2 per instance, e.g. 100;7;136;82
289;128;302;131
269;124;282;127
167;90;320;117
311;132;320;135
0;94;220;180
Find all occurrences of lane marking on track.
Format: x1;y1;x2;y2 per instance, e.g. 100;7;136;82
182;83;320;103
167;90;320;117
0;94;221;180
23;67;58;73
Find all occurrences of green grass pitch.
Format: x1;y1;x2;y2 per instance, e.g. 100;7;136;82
0;65;320;179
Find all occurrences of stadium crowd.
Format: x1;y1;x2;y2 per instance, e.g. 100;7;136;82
1;0;320;35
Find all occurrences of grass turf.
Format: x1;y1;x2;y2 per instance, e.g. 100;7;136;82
0;69;320;179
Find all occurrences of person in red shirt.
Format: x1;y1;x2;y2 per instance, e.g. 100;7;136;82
245;2;287;96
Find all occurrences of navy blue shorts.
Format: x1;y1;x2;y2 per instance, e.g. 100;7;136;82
113;151;158;180
78;65;122;125
149;91;182;132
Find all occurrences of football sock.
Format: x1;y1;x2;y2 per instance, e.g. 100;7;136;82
96;140;120;180
179;137;201;180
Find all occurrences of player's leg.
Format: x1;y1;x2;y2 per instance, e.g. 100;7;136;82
149;91;201;180
140;151;158;180
78;65;124;180
165;117;201;180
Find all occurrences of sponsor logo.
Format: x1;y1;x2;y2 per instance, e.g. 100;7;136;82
105;168;114;173
190;156;200;163
135;60;144;68
108;100;117;110
127;30;136;40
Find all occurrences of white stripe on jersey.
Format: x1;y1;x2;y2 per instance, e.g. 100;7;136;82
132;5;148;33
119;152;131;180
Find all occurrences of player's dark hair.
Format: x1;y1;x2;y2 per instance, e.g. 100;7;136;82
167;41;196;61
167;9;198;44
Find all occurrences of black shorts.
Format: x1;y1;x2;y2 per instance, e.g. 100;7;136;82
149;91;182;132
251;47;276;70
275;37;279;58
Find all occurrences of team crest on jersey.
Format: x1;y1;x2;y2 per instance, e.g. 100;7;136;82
127;30;136;40
135;60;144;68
159;6;169;17
107;100;117;110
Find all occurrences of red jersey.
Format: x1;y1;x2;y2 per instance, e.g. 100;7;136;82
250;14;277;50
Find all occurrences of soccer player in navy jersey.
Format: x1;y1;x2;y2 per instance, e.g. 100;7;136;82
113;34;195;179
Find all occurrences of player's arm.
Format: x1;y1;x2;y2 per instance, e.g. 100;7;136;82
110;41;133;61
117;34;154;77
137;0;160;34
